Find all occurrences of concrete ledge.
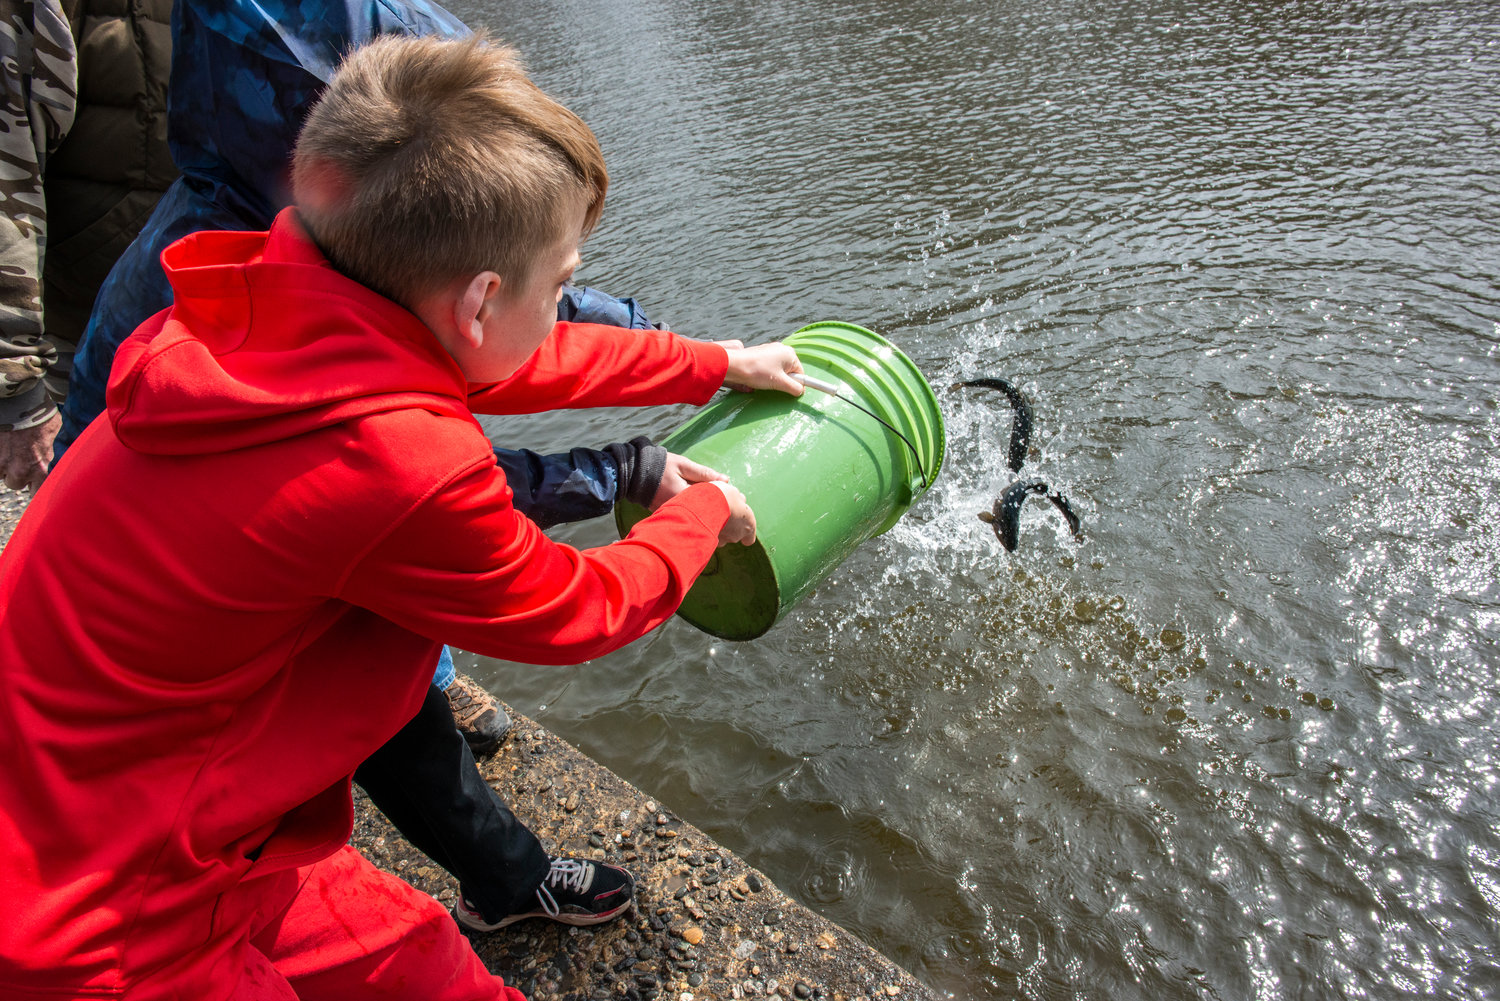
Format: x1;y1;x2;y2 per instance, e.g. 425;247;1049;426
354;707;937;1001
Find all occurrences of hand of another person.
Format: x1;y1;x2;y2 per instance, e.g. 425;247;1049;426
709;480;756;546
0;412;62;492
650;453;729;510
723;342;804;396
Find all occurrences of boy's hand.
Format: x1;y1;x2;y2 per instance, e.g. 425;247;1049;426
709;480;757;546
651;454;729;510
723;343;804;396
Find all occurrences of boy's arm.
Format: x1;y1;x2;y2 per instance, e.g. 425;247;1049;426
339;458;732;665
465;322;804;414
465;322;726;414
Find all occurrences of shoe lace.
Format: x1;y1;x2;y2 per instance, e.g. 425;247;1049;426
535;857;592;917
446;679;486;720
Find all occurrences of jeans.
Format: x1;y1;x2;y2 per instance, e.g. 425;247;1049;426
432;646;456;690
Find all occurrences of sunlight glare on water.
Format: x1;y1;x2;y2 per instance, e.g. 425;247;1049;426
447;1;1500;997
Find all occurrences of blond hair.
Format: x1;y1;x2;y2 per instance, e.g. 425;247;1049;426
291;33;607;306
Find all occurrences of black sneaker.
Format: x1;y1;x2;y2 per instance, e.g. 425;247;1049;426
452;857;635;931
444;675;511;757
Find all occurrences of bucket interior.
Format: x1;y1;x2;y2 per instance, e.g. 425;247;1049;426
785;321;946;518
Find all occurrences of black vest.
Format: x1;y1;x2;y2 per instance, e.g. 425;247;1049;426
43;0;177;352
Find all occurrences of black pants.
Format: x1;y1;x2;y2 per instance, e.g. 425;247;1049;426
355;682;549;920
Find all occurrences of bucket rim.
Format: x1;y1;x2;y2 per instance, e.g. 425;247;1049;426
785;321;946;494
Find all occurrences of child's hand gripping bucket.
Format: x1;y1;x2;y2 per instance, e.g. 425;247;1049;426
615;322;946;640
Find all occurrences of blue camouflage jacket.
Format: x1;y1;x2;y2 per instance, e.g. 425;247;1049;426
56;0;663;523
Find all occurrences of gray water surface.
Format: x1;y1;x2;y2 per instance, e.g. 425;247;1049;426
447;2;1500;997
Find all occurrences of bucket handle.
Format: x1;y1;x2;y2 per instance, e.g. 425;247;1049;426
793;373;931;488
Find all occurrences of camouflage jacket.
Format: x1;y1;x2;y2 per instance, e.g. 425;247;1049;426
0;0;173;433
0;0;75;432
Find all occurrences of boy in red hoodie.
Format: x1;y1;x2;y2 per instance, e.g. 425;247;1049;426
0;33;803;1001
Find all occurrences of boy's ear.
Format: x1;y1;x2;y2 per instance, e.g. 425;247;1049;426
455;271;504;348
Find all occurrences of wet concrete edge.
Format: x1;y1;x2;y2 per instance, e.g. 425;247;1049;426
1;488;938;1001
361;709;938;1001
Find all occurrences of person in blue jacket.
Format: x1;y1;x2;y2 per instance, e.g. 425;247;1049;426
55;0;689;931
58;1;660;450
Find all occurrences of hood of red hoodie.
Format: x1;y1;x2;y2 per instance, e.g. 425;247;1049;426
106;208;475;455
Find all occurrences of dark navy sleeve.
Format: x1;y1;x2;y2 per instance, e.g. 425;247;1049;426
493;447;620;529
557;284;664;330
494;435;669;529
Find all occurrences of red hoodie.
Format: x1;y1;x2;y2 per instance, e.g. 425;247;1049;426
0;209;732;999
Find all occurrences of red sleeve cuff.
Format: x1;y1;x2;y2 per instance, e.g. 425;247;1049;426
671;335;729;406
671;478;731;528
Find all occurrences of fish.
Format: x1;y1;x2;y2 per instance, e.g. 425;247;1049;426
977;479;1083;552
958;376;1083;551
954;377;1032;472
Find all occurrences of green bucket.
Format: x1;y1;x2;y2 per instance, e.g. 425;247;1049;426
615;321;945;640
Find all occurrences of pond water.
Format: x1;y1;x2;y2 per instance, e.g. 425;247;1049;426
447;1;1500;997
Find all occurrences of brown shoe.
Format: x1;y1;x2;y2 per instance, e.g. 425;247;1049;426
444;675;511;758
